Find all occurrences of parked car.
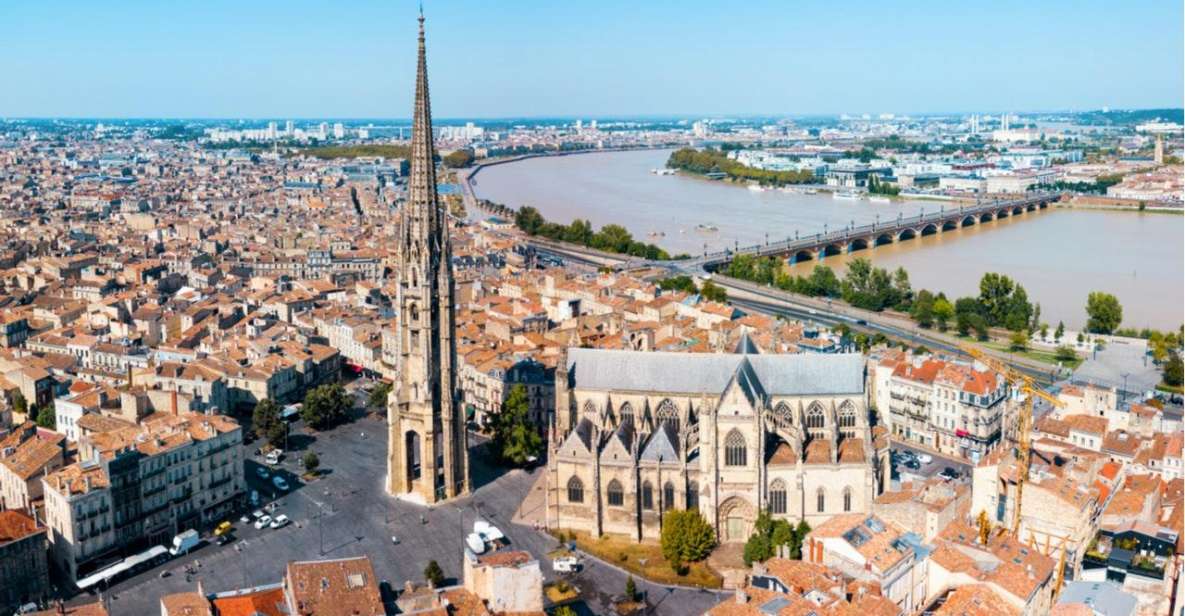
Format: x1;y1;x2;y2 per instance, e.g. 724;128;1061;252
213;521;232;537
269;514;290;529
252;510;265;519
250;490;261;506
903;459;921;470
254;515;272;530
939;467;960;480
273;476;290;491
916;453;933;464
255;467;269;479
266;449;283;465
553;556;581;573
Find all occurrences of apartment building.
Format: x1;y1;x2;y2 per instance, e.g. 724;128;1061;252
873;353;1010;462
805;513;930;613
41;411;243;582
0;510;51;614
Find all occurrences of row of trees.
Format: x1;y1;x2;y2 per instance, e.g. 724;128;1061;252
514;206;674;261
723;255;912;312
666;148;815;186
743;511;811;566
252;383;353;446
657;275;728;303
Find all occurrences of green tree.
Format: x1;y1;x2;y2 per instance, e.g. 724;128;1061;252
1009;330;1029;352
253;399;287;447
891;267;913;310
514;206;545;235
491;384;543;466
35;405;55;429
658;275;698;294
1085;292;1123;334
424;560;445;587
743;532;773;566
660;510;716;569
302;451;320;473
301;383;351;430
970;314;990;341
554;607;578;616
12;392;27;417
911;290;935;329
932;297;955;332
1164;352;1184;387
700;280;728;303
367;382;393;409
1055;321;1065;341
442;149;475;168
806;265;841;298
841;258;896;311
1054;345;1078;363
624;576;637;601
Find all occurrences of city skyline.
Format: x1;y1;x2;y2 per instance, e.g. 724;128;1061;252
1;0;1181;119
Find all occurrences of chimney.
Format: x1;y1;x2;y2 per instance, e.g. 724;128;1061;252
127;364;134;388
171;390;178;416
735;589;748;605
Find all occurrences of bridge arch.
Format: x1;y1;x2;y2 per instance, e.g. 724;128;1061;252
1012;206;1024;215
961;216;977;227
821;244;843;258
791;250;814;265
920;223;938;236
942;219;959;231
1038;200;1049;209
979;212;994;222
848;238;869;253
1026;203;1037;212
897;228;917;241
874;233;894;246
995;208;1009;218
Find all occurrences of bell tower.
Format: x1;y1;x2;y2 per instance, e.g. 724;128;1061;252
387;10;468;503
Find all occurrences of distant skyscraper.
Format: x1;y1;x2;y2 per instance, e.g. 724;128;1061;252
590;119;597;131
285;120;294;134
333;122;345;139
575;119;583;133
267;121;278;139
387;11;468;504
318;122;328;139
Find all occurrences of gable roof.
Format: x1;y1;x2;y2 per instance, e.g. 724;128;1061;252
566;348;864;396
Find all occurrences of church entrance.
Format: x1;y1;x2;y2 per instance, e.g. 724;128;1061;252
405;430;422;488
718;496;755;542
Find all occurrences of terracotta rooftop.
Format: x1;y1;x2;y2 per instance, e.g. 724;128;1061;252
285;556;384;616
0;509;43;545
210;586;286;616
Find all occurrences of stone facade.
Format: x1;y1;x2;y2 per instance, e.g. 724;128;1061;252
548;347;889;543
386;14;468;504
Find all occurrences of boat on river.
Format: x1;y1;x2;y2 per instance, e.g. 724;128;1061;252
833;190;862;201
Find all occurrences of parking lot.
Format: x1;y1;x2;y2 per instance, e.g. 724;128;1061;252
889;440;973;486
81;401;724;616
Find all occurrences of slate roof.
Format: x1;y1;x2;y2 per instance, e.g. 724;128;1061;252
640;422;680;462
566;348;864;396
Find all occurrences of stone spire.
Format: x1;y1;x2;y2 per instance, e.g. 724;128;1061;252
388;11;468;503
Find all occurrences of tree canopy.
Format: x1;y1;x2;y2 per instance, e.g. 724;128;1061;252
1085;291;1123;334
667;148;815;186
253;399;288;447
490;384;543;466
301;383;351;430
660;509;716;572
513;206;671;260
442;149;475;168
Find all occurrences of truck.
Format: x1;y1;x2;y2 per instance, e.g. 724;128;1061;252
169;529;200;556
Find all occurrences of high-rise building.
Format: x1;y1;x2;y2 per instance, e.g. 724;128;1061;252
386;11;468;504
285;120;294;134
267;121;278;139
333;122;345;139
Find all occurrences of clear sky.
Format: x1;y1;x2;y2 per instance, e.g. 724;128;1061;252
1;0;1181;119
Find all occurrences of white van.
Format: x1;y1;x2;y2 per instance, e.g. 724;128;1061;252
553;556;581;573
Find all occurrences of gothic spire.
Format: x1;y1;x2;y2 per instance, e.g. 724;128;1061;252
409;9;439;238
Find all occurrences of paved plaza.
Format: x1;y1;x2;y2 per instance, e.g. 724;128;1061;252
77;411;725;615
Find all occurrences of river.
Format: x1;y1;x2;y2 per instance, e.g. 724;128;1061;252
473;148;1184;330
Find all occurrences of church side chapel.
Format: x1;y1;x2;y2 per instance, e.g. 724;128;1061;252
548;334;890;543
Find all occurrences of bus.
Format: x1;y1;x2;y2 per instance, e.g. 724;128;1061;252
75;545;170;593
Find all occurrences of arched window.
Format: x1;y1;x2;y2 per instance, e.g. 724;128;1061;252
774;402;793;430
567;476;583;503
618;402;634;428
806;402;825;429
843;486;852;512
838;400;857;430
642;481;654;510
656;399;679;433
662;482;675;511
582;400;597;419
607;479;624;507
769;479;787;514
725;429;747;467
816;487;826;513
687;481;699;510
408;303;419;323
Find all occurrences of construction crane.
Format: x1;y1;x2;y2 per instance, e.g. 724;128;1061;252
959;343;1065;535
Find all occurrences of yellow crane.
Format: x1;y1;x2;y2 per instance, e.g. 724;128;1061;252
959;344;1065;535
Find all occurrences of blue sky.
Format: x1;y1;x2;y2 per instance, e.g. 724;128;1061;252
1;0;1181;119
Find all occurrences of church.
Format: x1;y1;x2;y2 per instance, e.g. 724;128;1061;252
547;339;890;543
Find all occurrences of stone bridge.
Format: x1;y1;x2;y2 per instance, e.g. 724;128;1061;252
667;193;1061;273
